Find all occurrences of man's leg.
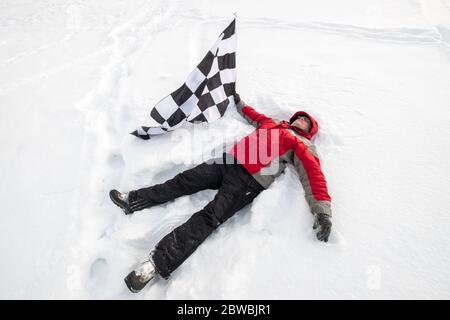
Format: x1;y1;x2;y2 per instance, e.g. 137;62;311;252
127;161;224;213
150;165;264;279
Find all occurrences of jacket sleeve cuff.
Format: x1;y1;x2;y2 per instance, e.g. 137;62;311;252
311;201;332;217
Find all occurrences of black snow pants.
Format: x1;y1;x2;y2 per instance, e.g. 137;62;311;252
131;153;265;279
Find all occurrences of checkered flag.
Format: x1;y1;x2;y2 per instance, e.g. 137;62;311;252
132;18;237;140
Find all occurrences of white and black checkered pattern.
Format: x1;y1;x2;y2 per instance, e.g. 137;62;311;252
132;18;237;140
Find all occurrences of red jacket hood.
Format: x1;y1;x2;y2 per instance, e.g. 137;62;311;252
283;111;319;140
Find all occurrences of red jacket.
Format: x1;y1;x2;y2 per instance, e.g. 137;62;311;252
228;101;332;217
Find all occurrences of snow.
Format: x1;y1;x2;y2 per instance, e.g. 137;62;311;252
1;0;450;299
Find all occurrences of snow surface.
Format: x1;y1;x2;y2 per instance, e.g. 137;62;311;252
1;0;450;299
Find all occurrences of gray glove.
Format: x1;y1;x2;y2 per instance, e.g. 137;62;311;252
233;92;241;104
313;213;332;242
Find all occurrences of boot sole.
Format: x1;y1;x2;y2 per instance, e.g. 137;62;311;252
109;190;131;215
124;276;141;294
124;271;154;294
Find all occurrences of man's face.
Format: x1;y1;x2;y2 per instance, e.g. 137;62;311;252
292;116;312;133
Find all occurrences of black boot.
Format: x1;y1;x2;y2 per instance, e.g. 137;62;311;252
124;260;157;293
109;189;132;214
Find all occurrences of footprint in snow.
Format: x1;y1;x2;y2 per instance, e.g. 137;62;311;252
89;257;109;288
108;152;125;169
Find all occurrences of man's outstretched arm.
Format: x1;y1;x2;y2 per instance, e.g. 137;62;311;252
234;93;274;128
293;144;332;242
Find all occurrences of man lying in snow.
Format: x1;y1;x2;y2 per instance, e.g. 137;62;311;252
109;93;332;293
